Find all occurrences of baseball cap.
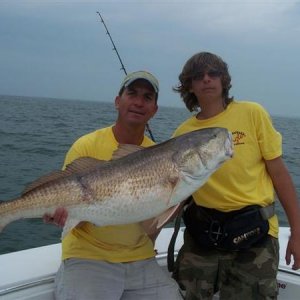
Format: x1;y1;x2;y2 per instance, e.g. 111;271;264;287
120;71;159;93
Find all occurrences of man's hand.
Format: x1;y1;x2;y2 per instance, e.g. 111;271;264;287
286;234;300;270
43;207;68;227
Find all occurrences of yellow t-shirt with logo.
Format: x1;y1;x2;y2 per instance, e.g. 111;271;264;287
173;101;282;238
61;126;156;262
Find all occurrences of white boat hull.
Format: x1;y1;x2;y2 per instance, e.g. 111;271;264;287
0;227;299;299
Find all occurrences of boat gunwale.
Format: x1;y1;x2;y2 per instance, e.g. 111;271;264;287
0;275;55;296
1;251;300;297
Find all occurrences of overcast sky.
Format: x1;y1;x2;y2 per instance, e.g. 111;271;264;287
1;0;300;117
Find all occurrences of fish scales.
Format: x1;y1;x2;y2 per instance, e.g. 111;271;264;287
0;178;83;224
0;127;233;238
75;148;179;223
88;147;177;200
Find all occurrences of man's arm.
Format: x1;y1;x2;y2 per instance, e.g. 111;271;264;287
265;156;300;270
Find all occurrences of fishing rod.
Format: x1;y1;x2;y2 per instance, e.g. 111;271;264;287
96;11;127;75
96;11;156;142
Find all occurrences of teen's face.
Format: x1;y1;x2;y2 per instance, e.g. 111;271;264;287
115;80;158;125
189;70;223;101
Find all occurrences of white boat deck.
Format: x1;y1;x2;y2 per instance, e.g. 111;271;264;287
0;227;299;299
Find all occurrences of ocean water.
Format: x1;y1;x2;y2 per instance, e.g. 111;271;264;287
0;95;299;254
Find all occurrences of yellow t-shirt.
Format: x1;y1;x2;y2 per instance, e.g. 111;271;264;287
173;101;282;238
61;126;156;262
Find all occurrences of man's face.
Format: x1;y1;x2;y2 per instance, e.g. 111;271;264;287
189;69;223;101
115;79;158;126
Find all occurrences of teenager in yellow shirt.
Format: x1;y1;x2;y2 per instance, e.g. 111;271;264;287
45;71;182;300
172;52;300;300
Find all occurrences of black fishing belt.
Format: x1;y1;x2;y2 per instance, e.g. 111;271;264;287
168;200;275;272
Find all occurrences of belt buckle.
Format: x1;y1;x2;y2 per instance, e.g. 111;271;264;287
208;220;223;245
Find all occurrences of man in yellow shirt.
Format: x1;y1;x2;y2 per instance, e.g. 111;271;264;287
172;52;300;300
45;71;182;300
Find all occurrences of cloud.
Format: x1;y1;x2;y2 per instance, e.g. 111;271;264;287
0;0;300;117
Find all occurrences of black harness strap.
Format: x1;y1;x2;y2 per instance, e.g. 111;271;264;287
167;197;192;272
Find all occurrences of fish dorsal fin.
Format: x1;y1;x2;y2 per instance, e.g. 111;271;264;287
64;157;107;174
22;157;106;196
22;170;68;196
112;144;144;160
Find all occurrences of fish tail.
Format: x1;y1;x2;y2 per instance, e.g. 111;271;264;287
0;200;18;232
0;219;8;233
0;196;44;233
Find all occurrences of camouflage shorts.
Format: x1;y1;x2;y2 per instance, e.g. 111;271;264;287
173;230;279;300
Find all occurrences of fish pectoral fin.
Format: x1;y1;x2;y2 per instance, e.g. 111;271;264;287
140;203;182;236
140;218;158;235
61;218;81;239
164;175;180;205
156;203;182;228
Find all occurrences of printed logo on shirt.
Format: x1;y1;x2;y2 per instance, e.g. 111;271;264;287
232;131;246;145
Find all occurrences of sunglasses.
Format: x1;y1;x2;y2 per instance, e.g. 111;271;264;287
192;70;222;81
